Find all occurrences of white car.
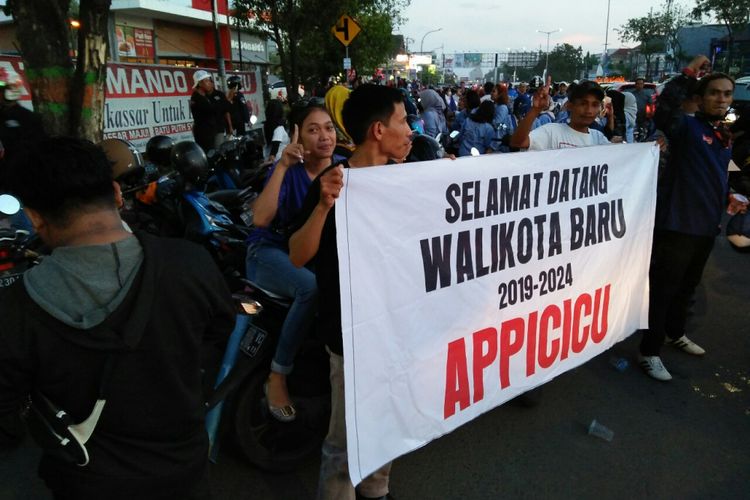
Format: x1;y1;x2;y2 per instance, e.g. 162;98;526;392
268;80;305;101
733;76;750;108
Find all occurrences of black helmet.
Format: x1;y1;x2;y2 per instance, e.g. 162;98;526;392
406;134;441;163
146;135;175;168
227;75;242;90
99;138;146;187
171;141;209;186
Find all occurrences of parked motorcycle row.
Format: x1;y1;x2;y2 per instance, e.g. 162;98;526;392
0;128;331;472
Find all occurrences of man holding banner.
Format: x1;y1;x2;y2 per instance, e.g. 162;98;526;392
289;84;412;500
510;79;610;151
640;58;747;381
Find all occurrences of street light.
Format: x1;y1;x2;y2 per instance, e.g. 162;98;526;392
420;28;442;53
537;28;561;80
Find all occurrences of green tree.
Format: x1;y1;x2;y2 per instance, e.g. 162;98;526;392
661;1;692;71
692;0;750;73
543;43;583;82
3;0;111;139
617;9;670;79
234;0;408;101
583;51;600;78
295;8;399;89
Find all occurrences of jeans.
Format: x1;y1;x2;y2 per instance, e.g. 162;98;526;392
246;243;318;374
317;350;391;500
640;230;715;356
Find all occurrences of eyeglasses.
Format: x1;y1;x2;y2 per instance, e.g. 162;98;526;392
291;97;326;109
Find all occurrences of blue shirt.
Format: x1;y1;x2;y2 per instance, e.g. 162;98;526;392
422;109;448;138
493;104;513;138
656;115;731;236
247;156;344;248
458;119;495;157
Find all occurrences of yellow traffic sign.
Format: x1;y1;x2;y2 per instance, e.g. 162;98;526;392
331;15;361;47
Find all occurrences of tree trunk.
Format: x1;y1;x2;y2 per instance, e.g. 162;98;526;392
70;0;111;140
8;0;74;135
8;0;111;139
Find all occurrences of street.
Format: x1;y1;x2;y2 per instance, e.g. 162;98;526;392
2;228;749;500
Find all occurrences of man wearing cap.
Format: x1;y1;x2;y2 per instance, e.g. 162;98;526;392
190;70;232;153
510;80;610;150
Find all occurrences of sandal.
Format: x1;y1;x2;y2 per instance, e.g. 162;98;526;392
263;381;296;423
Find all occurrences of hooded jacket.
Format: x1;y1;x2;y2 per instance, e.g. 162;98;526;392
0;232;235;498
419;89;448;138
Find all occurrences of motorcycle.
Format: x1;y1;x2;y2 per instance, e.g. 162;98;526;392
0;194;40;289
127;144;330;471
205;128;267;193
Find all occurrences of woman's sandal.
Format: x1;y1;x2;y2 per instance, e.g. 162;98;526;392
263;381;296;423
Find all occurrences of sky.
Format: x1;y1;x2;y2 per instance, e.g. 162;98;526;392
398;0;685;56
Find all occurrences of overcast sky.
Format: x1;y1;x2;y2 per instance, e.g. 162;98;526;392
398;0;688;55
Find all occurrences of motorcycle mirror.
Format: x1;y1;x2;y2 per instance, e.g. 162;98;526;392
0;194;21;216
249;115;258;126
450;130;460;139
470;147;480;157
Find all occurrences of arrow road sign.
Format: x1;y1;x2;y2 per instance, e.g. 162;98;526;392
331;14;361;47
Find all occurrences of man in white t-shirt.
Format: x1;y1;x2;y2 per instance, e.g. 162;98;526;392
510;80;610;150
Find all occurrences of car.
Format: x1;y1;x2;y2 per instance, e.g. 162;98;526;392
268;80;305;101
733;76;750;109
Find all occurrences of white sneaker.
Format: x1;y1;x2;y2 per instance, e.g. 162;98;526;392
637;354;672;381
666;335;705;355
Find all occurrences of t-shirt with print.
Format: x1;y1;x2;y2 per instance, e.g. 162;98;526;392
528;123;609;151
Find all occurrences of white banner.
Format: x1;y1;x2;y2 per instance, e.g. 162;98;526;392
102;64;265;150
336;143;659;485
0;56;265;151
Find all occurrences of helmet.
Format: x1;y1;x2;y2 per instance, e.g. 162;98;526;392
171;141;209;186
406;134;441;163
193;69;212;88
227;75;242;90
99;138;146;187
529;76;543;91
0;68;23;101
145;135;175;168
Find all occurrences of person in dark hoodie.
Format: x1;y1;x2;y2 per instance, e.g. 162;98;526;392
0;137;235;500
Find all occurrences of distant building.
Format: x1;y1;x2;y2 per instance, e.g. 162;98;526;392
0;0;270;70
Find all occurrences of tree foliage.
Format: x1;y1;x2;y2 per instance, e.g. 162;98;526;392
234;0;408;101
544;43;583;82
617;7;675;78
692;0;750;37
3;0;111;139
692;0;750;72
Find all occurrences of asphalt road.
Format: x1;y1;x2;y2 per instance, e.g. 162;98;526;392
2;229;749;500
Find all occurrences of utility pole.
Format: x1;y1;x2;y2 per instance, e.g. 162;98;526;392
537;28;561;81
211;0;226;89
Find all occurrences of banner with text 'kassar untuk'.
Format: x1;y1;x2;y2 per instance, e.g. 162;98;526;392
336;143;659;485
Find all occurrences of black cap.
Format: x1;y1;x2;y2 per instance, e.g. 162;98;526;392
567;81;605;101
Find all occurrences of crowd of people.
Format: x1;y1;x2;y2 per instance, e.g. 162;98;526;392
0;54;748;500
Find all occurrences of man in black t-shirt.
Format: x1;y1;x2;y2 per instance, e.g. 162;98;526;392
289;84;412;500
227;75;250;136
190;70;232;153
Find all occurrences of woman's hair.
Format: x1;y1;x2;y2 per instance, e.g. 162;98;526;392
264;99;286;144
493;84;509;106
465;89;480;111
288;101;329;132
470;100;496;124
